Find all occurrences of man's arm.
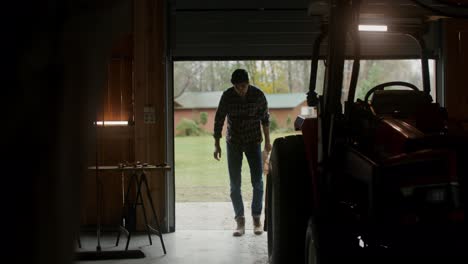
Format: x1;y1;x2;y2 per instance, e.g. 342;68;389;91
259;92;271;152
214;93;227;160
262;124;272;152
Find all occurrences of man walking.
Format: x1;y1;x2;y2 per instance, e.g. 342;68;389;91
213;69;271;236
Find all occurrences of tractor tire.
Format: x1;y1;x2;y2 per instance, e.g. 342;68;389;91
269;135;312;264
304;218;318;264
266;171;273;258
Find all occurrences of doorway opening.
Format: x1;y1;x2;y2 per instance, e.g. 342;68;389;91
173;60;308;230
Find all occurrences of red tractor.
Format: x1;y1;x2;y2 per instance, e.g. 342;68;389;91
266;1;468;263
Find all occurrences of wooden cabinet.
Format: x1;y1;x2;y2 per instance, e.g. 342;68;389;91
97;34;133;123
81;0;168;232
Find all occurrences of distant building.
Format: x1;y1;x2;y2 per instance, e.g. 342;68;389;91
174;91;308;135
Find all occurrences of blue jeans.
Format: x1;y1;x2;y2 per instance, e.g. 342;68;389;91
226;142;264;219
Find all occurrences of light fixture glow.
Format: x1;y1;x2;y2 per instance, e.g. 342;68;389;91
94;121;128;126
358;25;388;32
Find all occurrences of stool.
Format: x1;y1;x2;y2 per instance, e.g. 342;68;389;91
116;169;166;254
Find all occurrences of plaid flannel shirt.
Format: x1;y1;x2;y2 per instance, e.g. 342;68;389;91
213;85;270;146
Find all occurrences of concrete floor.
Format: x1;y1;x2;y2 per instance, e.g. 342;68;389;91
76;202;268;264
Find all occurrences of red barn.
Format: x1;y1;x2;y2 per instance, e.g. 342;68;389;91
174;91;309;135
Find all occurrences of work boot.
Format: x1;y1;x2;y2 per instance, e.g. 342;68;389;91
233;216;245;237
253;216;263;235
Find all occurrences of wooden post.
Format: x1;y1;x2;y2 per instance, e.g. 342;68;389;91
134;0;167;231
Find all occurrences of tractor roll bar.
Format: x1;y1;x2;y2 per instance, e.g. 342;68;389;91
307;27;327;107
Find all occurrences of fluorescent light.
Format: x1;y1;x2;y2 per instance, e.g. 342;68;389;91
95;121;128;126
358;25;388;32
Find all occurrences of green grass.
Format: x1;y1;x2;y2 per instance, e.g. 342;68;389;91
175;132;299;202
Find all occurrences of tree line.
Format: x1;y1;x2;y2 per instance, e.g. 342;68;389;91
174;60;433;101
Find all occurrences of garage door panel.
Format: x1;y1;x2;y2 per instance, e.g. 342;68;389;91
175;11;319;34
172;0;309;10
171;10;439;59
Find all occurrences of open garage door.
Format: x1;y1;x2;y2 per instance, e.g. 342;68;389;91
165;0;443;232
170;0;441;59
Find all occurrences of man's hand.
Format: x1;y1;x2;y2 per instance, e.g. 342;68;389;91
264;141;272;153
214;144;222;161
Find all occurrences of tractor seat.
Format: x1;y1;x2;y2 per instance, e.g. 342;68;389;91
371;90;433;117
